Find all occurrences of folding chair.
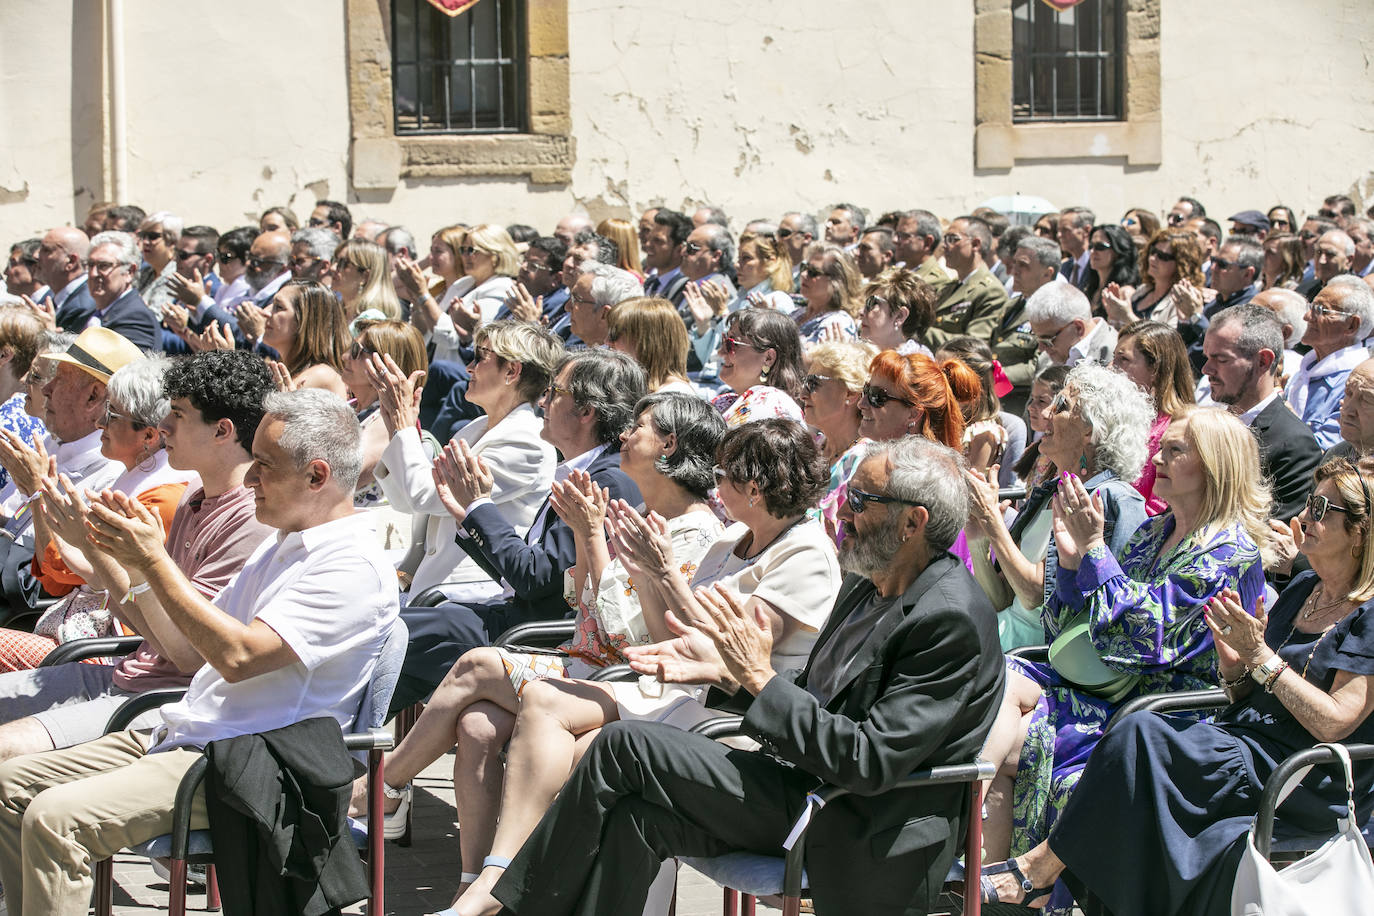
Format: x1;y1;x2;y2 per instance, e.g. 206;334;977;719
37;634;144;667
91;619;409;916
677;716;993;916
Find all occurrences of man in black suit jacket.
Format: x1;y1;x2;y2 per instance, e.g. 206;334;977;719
390;350;646;712
486;437;1005;916
1202;304;1321;521
34;226;97;333
85;232;161;350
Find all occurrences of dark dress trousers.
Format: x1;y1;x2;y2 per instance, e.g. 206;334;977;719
390;449;639;712
491;554;1007;916
1252;396;1323;521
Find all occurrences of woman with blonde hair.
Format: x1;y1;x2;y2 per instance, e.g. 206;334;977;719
330;237;402;322
595;217;643;278
401;223;468;342
262;279;350;399
792;242;861;343
341;318;428;505
986;458;1374;914
978;406;1271;911
800;339;877;539
428;224;521;363
605;297;693;394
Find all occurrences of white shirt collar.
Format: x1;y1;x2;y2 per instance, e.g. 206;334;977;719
54;275;87;307
555;443;608;484
1238;390;1281;426
1297;343;1369;380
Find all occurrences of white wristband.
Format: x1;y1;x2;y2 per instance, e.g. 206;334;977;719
121;581;152;606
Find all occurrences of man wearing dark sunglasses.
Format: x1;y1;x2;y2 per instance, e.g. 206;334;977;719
893;208;954;300
493;436;1004;916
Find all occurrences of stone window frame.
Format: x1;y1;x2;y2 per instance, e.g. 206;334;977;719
346;0;572;190
974;0;1161;169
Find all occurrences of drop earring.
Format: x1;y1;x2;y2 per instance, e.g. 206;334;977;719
759;365;771;384
654;454;670;472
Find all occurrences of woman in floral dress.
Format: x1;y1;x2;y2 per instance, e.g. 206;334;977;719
979;407;1272;914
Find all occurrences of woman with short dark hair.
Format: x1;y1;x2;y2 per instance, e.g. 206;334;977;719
712;307;808;426
439;418;842;912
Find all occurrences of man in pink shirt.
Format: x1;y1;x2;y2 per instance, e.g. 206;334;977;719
0;350;275;762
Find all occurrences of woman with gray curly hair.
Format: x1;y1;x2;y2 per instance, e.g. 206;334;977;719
966;360;1152;653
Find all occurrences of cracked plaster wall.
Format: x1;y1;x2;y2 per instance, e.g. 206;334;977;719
3;0;1374;238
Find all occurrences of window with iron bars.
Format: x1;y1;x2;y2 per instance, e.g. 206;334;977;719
391;0;525;134
1012;0;1123;122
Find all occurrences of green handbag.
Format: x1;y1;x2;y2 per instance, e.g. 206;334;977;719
1048;615;1142;704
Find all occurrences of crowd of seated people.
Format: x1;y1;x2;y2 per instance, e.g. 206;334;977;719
0;191;1373;916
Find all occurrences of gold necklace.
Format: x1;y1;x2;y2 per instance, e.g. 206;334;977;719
1301;583;1350;621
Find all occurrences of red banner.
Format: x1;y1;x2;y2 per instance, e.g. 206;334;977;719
1039;0;1089;10
424;0;482;16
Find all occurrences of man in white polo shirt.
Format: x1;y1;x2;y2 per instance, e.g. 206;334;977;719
0;389;398;916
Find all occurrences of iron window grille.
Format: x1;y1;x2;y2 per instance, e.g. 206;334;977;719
391;0;525;134
1012;0;1124;122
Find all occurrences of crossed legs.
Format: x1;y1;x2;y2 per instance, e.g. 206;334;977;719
981;667;1043;861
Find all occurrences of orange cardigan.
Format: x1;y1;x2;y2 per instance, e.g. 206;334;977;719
34;481;190;597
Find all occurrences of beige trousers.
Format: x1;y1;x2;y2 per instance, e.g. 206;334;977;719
0;728;206;916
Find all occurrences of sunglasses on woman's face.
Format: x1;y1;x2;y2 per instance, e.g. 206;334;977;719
1149;248;1176;262
721;336;765;356
800;265;825;279
1306;494;1352;523
861;384;914;409
801;373;833;394
348;341;377;361
1090;241;1114;252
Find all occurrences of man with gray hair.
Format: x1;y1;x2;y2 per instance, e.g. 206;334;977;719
353;217;390;241
380;226;418;305
825;203;866;250
1285;274;1374;448
1346;217;1374;278
678;222;737;325
489;435;1005;916
1202;304;1321;519
568;262;644;347
1310;229;1356;298
778;211;818;286
289;226;340;285
0;387;399;916
1056;206;1096;293
85;231;161;350
988;236;1065;414
1026;281;1116;369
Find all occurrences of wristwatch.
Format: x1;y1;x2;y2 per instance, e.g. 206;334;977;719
1250;654;1285;686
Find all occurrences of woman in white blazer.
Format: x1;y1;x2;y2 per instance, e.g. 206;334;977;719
372;320;564;599
428;224;521;364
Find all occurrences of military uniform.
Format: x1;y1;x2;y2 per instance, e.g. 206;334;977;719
988;292;1041;417
924;266;1010;348
912;257;955;300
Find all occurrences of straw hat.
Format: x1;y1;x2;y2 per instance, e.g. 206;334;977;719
43;327;146;383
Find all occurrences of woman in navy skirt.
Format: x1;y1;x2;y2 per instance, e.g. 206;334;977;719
981;458;1374;914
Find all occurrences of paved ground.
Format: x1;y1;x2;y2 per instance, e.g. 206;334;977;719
105;747;1013;915
106;748;787;916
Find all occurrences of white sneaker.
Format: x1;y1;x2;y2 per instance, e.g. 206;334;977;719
353;782;412;840
150;857;207;887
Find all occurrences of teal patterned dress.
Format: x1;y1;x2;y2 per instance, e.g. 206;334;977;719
1007;513;1265;914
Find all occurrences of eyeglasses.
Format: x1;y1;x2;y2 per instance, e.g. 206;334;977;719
246;256;285;270
101;403;127;426
217;251;239;264
543;383;574;401
845;486;920;515
1089;241;1114;252
290;255;322;269
801;373;833;393
1148;248;1176;262
1299;230;1321;241
308;217;329;228
776;228;795;239
23;370;52;388
521;258;551;272
1271;219;1292;229
861;384;914;409
1306;493;1356;523
1166;213;1187;226
1310;301;1349;319
1035;325;1072;347
175;249;203;261
862;295;888;313
136;230;164;243
88;259;126;275
1048;392;1073;415
721;336;766;356
800;265;825;279
712;466;731;483
347;341;377;361
942;234;967;247
683;242;705;255
472;345;497;364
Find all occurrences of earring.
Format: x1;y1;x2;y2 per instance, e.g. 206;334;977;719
654;455;670;472
749;496;757;507
759;366;770;384
1079;453;1089;472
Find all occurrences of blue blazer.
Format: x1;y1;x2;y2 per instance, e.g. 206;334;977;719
54;282;97;335
92;289;161;351
455;447;641;623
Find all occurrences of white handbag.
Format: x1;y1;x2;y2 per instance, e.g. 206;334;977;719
1231;742;1374;915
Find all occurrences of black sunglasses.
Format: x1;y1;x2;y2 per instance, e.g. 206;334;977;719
800;265;825;279
1090;241;1114;252
846;486;920;514
801;373;832;393
1149;248;1176;262
861;384;914;409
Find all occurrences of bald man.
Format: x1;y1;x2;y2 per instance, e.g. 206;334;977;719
37;227;96;333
